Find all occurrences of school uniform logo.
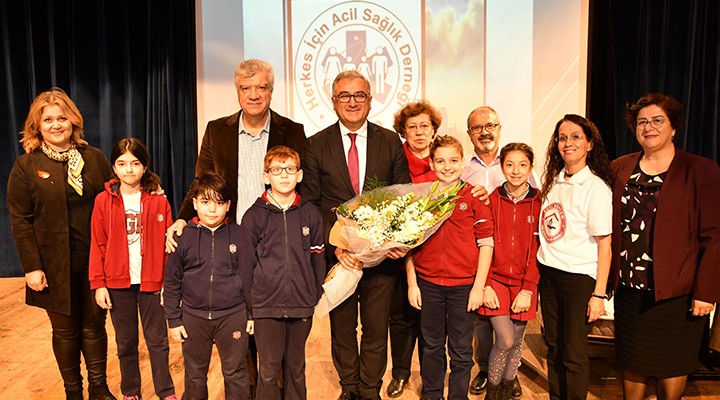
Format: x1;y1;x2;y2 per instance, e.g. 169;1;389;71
156;214;164;222
125;209;142;245
229;244;237;254
302;226;310;236
459;202;468;211
541;202;566;243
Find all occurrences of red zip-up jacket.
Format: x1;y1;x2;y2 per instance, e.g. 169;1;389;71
488;186;541;293
89;180;172;292
412;183;494;286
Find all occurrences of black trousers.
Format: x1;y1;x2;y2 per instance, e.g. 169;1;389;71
46;271;109;394
181;311;250;400
418;278;474;400
539;264;595;400
254;317;313;400
389;267;422;380
108;286;174;398
330;268;396;400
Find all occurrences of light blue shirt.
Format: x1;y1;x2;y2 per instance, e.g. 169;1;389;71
462;152;540;192
236;112;271;222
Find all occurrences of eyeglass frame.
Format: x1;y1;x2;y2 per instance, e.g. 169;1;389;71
265;166;300;176
635;116;667;130
556;133;586;143
405;122;433;133
468;123;500;135
333;91;370;103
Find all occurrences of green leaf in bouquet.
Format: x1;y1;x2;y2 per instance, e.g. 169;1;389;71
423;181;465;214
362;176;388;193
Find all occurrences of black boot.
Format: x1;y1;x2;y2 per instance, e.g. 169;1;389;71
510;376;523;399
485;381;500;400
88;384;116;400
66;389;84;400
499;380;515;400
83;324;116;400
51;325;84;396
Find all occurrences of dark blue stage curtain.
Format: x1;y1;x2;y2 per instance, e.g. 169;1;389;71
587;0;720;162
0;0;197;276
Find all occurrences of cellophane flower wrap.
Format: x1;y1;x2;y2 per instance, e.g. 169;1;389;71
315;180;464;317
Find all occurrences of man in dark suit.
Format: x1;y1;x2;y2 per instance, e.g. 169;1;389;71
301;70;411;400
165;58;306;397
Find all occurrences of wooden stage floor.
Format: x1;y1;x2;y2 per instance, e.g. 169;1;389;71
1;277;718;399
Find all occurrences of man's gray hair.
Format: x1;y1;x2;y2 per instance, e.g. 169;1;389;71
331;70;371;96
234;59;275;91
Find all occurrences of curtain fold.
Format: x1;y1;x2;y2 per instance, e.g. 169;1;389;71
1;0;197;276
588;0;720;162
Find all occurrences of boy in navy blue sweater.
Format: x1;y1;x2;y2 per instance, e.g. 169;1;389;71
164;173;252;400
240;145;325;400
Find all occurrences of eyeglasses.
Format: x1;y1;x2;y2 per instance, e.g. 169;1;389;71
266;166;299;176
468;123;500;135
635;117;666;130
556;133;585;143
334;92;370;103
406;123;432;132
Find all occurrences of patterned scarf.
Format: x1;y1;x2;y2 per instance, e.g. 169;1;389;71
41;141;85;195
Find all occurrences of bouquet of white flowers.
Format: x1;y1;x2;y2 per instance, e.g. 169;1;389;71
316;180;464;317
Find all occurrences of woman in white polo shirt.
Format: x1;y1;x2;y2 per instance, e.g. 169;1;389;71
537;114;613;400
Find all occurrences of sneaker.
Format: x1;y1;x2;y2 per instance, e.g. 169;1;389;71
122;396;140;400
163;395;179;400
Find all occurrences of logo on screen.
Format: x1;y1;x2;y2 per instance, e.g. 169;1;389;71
293;1;421;130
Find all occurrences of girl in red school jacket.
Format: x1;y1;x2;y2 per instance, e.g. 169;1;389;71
479;143;540;399
88;138;176;400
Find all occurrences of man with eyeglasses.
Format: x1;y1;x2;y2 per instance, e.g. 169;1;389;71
463;106;538;399
301;70;410;400
165;58;307;396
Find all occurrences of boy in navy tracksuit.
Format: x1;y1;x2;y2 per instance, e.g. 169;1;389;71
164;173;253;400
239;145;326;400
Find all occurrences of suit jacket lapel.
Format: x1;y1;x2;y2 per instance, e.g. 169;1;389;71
267;109;286;149
328;123;355;195
365;123;379;183
225;112;240;195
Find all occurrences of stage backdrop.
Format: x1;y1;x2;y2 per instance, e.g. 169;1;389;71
196;0;590;170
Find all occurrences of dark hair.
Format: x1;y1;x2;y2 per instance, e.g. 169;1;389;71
188;173;232;203
625;93;684;138
500;142;534;165
429;135;463;160
392;100;442;138
264;145;301;170
110;137;161;192
540;114;613;200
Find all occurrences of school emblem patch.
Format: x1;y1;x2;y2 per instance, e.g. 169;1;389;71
232;331;242;340
302;226;310;236
459;202;468;211
229;244;237;254
540;202;566;243
156;214;164;222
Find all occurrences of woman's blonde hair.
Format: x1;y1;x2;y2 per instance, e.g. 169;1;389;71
20;88;87;153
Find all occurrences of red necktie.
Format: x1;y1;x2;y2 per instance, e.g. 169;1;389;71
348;133;360;195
